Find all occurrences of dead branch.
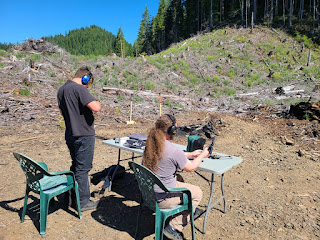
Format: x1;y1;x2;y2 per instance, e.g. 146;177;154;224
16;135;45;143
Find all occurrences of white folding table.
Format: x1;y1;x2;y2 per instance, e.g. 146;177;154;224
102;138;243;233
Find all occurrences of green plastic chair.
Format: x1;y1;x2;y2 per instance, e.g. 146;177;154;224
13;152;82;235
128;161;195;240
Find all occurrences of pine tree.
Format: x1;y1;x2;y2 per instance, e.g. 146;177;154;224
115;27;125;57
137;6;151;54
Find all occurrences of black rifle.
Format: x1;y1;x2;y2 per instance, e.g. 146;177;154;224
208;136;215;154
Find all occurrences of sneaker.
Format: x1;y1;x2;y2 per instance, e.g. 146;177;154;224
163;225;183;240
194;208;205;219
81;200;99;212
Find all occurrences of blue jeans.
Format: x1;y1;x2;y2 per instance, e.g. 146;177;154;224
66;135;95;208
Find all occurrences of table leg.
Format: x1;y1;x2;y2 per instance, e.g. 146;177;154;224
108;148;121;191
203;173;226;233
221;173;226;213
203;173;214;233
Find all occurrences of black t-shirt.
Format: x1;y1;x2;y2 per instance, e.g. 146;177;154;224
57;80;97;138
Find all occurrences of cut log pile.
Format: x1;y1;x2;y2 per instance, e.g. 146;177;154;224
289;101;320;122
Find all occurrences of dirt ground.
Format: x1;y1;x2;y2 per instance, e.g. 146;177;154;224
0;111;319;240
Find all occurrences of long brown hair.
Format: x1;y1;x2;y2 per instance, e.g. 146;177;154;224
143;114;173;172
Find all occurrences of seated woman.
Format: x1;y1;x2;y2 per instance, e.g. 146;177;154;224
143;114;210;240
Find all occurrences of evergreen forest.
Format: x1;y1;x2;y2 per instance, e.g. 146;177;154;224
1;0;319;55
136;0;320;54
44;25;134;57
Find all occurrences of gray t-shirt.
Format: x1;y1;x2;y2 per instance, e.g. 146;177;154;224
57;80;97;139
154;140;188;199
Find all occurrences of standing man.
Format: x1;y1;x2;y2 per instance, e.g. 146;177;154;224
57;66;101;211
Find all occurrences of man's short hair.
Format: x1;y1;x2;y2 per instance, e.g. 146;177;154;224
74;66;93;82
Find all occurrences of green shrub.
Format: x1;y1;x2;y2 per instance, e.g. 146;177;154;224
31;54;42;61
134;95;144;102
144;81;155;90
262;99;274;106
0;50;6;56
174;103;184;108
49;69;56;77
295;32;313;48
213;75;220;84
228;67;236;78
223;80;230;85
16;53;25;59
115;107;121;116
216;65;222;74
0;62;4;68
164;99;173;107
223;87;236;96
165;78;177;90
147;58;163;69
117;94;125;101
173;63;179;70
58;115;65;129
235;36;247;43
272;72;281;82
207;55;214;62
100;77;109;85
19;88;30;96
190;76;198;85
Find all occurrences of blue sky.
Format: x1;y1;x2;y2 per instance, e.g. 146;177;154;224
1;0;160;45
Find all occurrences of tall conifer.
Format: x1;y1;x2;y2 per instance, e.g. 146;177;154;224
137;6;151;54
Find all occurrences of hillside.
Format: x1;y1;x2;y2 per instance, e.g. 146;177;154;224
0;27;319;126
0;27;319;240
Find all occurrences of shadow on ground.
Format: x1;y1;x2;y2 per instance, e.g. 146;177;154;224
0;194;79;235
91;171;156;239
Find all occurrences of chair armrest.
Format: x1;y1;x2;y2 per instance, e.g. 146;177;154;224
48;171;76;185
167;187;192;198
48;170;74;176
38;162;48;171
167;187;193;210
167;187;190;193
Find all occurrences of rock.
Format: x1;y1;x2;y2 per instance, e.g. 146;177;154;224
297;149;304;157
285;138;294;145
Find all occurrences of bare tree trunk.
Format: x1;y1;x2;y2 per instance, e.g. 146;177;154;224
210;0;213;30
201;0;204;31
289;0;293;27
254;0;257;22
316;1;320;28
299;0;305;23
220;0;224;23
271;0;274;23
198;0;200;32
275;0;279;16
313;0;316;31
246;0;248;27
307;49;311;66
251;12;254;33
265;0;269;21
283;0;286;25
248;0;251;26
240;0;244;26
